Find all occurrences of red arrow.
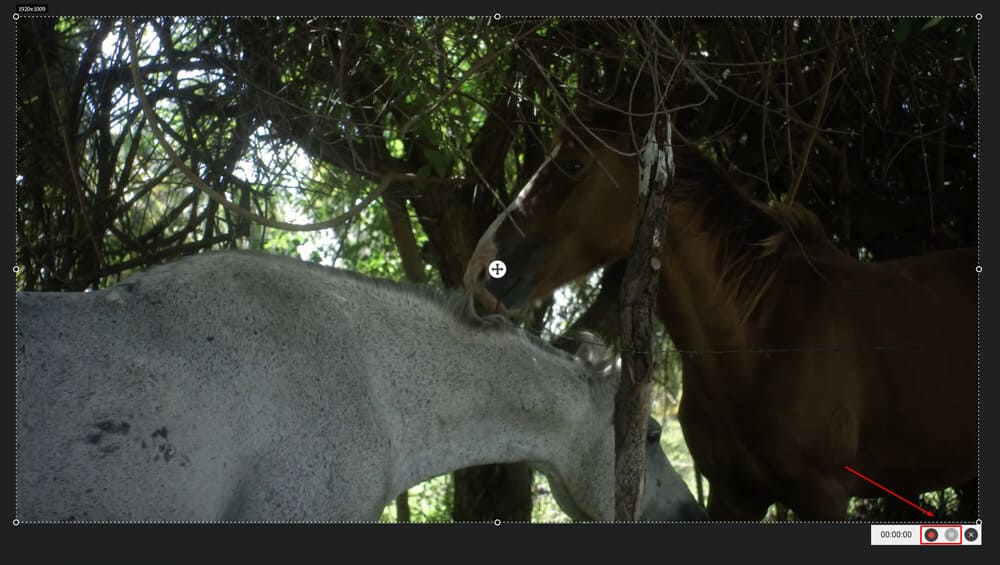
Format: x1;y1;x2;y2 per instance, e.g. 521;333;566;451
844;465;934;517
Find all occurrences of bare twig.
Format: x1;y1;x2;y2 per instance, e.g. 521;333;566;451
787;21;842;205
124;19;462;233
36;24;107;271
398;19;550;138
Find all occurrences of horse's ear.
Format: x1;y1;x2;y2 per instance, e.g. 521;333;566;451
570;332;615;368
646;417;662;442
606;94;667;148
626;95;656;138
605;73;660;135
598;356;621;379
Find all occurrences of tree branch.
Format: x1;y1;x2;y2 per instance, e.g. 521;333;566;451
125;19;462;234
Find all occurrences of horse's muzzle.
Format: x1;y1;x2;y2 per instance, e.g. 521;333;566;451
484;272;533;312
640;501;709;522
483;239;544;311
676;501;710;521
465;233;540;312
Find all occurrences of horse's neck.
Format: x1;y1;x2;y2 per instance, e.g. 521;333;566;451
367;320;607;502
654;197;847;391
656;202;746;349
654;204;775;402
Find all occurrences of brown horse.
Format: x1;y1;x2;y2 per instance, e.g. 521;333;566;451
464;105;977;521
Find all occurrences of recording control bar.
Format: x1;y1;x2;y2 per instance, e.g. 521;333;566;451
871;523;982;546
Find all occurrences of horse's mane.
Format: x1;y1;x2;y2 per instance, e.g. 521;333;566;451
571;103;831;323
449;290;613;371
671;148;830;322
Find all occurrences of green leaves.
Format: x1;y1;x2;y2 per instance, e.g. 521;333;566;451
921;16;944;31
894;16;967;44
893;18;912;43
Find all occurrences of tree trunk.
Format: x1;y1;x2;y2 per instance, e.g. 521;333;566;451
615;110;673;520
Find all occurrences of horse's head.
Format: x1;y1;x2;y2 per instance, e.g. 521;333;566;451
543;413;705;522
640;417;708;521
465;107;645;312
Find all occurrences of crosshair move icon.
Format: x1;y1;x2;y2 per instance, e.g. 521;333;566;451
488;260;507;279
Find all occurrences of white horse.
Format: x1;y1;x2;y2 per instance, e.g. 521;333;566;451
16;251;704;522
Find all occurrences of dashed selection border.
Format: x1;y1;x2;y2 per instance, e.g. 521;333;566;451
10;12;986;527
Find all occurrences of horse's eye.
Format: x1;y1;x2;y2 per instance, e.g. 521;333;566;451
647;428;662;443
563;159;584;174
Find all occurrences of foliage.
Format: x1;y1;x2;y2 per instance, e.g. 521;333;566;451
380;474;455;523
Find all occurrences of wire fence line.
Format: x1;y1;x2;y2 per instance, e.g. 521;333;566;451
532;326;968;357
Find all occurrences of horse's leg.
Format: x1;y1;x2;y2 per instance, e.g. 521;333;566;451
957;478;979;520
706;482;769;521
789;479;849;521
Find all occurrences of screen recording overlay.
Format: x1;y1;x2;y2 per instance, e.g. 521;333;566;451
4;3;995;565
870;523;983;546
